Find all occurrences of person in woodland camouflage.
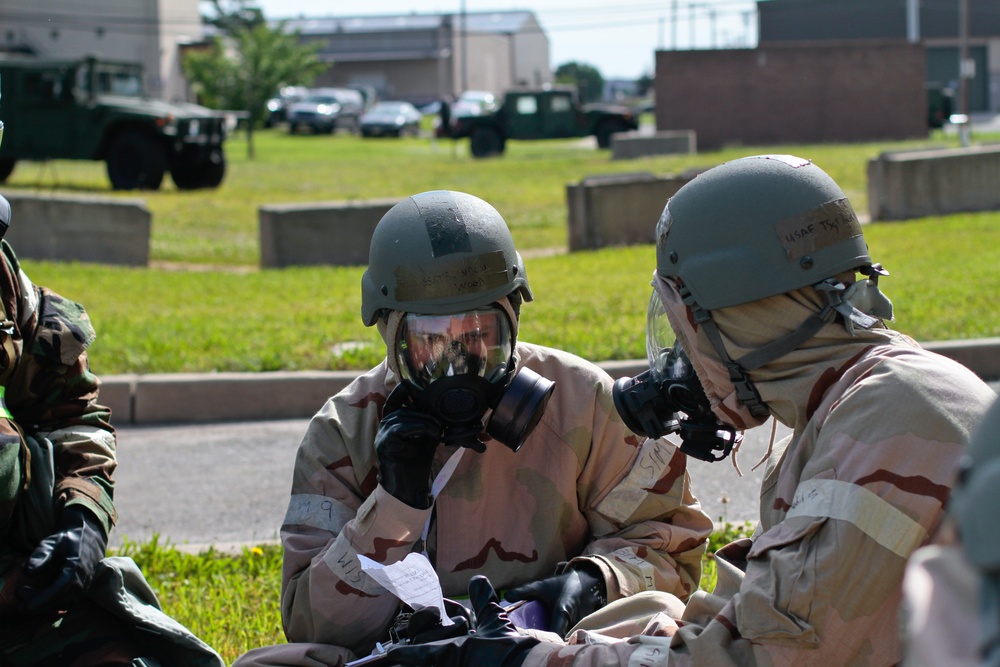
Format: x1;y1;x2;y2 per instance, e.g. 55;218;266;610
0;109;223;666
382;156;997;667
233;190;713;667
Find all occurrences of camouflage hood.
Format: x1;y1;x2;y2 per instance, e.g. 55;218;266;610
656;274;903;433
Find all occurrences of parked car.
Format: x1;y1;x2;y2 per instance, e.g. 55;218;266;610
286;87;364;134
457;89;498;112
265;85;309;128
359;101;422;137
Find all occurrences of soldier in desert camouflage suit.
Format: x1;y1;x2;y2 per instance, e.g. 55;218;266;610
233;190;713;667
383;156;997;667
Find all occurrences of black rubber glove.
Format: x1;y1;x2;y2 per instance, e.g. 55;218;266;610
388;575;539;667
375;407;442;509
18;505;107;613
405;598;476;644
504;566;607;637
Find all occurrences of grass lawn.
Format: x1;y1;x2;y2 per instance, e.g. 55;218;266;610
3;128;997;375
6;128;996;661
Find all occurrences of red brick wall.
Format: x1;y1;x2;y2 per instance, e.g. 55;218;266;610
655;41;927;150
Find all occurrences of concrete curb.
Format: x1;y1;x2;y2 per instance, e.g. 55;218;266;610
101;338;1000;425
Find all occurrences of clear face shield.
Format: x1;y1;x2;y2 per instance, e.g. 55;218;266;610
612;291;738;462
393;305;553;452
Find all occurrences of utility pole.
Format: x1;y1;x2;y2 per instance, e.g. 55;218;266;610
672;0;678;50
958;0;971;146
689;3;697;49
906;0;920;43
460;0;468;93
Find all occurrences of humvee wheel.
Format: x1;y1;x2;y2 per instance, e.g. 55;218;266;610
470;127;504;158
0;158;15;183
106;130;166;190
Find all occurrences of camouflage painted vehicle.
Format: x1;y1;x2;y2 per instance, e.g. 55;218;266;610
450;86;638;158
0;55;227;190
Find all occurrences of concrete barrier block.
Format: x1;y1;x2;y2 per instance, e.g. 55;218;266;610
867;145;1000;220
611;130;696;160
131;371;359;424
3;193;150;266
99;374;138;425
259;199;400;268
567;172;697;251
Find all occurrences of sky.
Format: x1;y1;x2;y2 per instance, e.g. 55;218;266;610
250;0;760;80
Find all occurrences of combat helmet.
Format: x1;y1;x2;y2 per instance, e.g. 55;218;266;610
361;190;532;326
656;154;872;311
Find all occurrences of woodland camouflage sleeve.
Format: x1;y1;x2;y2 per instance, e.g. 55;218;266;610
4;252;117;535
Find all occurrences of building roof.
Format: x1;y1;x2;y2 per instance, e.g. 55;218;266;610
276;11;536;36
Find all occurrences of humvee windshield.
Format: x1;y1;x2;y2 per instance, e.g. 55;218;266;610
83;64;144;97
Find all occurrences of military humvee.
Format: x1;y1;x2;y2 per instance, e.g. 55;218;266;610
449;86;638;158
0;55;227;190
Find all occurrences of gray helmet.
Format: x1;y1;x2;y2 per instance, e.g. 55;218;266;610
361;190;532;326
656;154;872;311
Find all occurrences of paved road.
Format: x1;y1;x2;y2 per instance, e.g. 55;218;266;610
113;377;999;552
111;417;789;552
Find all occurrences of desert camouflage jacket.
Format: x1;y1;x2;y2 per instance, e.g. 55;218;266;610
523;339;997;667
0;239;116;538
278;342;713;655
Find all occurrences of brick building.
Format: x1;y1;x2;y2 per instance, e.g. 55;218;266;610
655;41;927;149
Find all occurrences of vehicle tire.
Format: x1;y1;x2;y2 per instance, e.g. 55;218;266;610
171;147;226;190
198;147;226;188
0;158;15;183
595;120;628;149
470;127;504;158
106;130;167;190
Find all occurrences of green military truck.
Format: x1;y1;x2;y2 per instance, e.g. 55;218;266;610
0;55;227;190
450;86;639;158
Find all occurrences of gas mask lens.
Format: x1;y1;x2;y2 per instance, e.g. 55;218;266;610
398;307;512;388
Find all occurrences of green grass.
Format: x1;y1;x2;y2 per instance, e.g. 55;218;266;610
18;130;986;659
2;128;969;266
6;128;997;375
21;214;1000;375
117;523;755;663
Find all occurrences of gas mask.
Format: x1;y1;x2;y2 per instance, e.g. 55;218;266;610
613;292;738;462
393;305;554;452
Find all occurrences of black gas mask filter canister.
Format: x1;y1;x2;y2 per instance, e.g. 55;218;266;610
612;333;738;463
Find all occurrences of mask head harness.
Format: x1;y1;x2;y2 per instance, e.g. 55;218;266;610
613;292;739;462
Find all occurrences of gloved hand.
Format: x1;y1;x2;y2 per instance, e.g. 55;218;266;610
18;505;107;613
375;407;442;509
504;566;607;637
388;575;539;667
404;598;476;644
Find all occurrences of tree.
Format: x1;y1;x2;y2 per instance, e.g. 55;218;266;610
185;10;326;158
555;62;605;104
202;0;264;33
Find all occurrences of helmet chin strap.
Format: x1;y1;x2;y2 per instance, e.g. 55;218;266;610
678;270;891;423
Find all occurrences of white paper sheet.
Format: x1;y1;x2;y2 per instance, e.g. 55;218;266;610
358;552;454;626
